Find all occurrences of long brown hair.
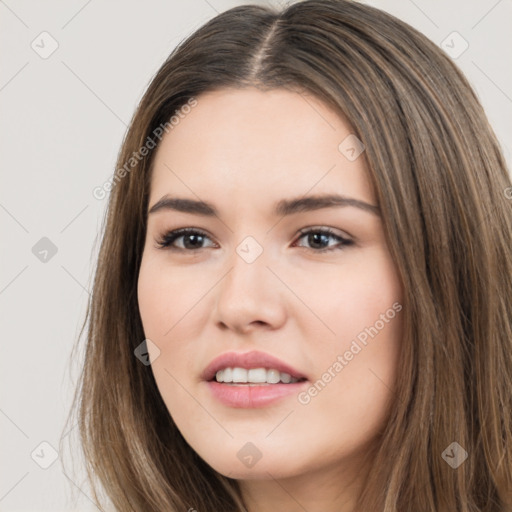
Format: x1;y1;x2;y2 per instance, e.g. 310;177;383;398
61;1;512;510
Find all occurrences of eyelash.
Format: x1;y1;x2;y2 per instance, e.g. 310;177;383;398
154;227;354;253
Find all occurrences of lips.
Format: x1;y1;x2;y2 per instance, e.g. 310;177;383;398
201;350;308;382
202;350;309;408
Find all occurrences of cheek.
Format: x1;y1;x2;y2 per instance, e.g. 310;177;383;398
295;247;402;349
137;256;186;383
137;254;206;340
137;253;216;381
297;248;403;424
137;256;201;417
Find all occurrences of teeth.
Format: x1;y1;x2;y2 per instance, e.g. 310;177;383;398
215;367;300;384
232;367;247;383
248;368;267;383
280;372;292;384
267;369;280;384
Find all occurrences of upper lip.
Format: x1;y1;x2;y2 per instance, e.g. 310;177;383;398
201;350;308;381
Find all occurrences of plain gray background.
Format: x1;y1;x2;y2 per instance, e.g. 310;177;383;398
1;0;511;510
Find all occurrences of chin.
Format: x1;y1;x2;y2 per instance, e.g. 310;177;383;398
192;440;312;481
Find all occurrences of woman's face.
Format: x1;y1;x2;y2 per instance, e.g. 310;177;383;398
137;87;403;484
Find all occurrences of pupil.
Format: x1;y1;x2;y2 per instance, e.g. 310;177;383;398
184;234;203;249
310;233;328;249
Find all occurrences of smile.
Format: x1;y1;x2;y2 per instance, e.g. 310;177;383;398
215;367;302;384
202;351;309;408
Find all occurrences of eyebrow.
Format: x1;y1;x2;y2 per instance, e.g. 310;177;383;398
148;194;380;218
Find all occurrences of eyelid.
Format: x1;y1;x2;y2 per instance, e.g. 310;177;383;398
297;225;353;240
154;227;216;250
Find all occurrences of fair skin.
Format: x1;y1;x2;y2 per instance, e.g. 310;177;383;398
137;87;403;512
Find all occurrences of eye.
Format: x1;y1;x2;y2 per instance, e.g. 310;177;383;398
155;228;216;251
155;226;353;253
293;227;354;253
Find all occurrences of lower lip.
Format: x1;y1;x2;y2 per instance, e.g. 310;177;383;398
206;380;308;408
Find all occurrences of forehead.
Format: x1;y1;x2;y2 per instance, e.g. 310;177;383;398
149;87;375;212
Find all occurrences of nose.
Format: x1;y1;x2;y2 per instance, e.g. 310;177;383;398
213;240;287;334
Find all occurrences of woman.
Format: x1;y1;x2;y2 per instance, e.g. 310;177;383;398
63;1;512;510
